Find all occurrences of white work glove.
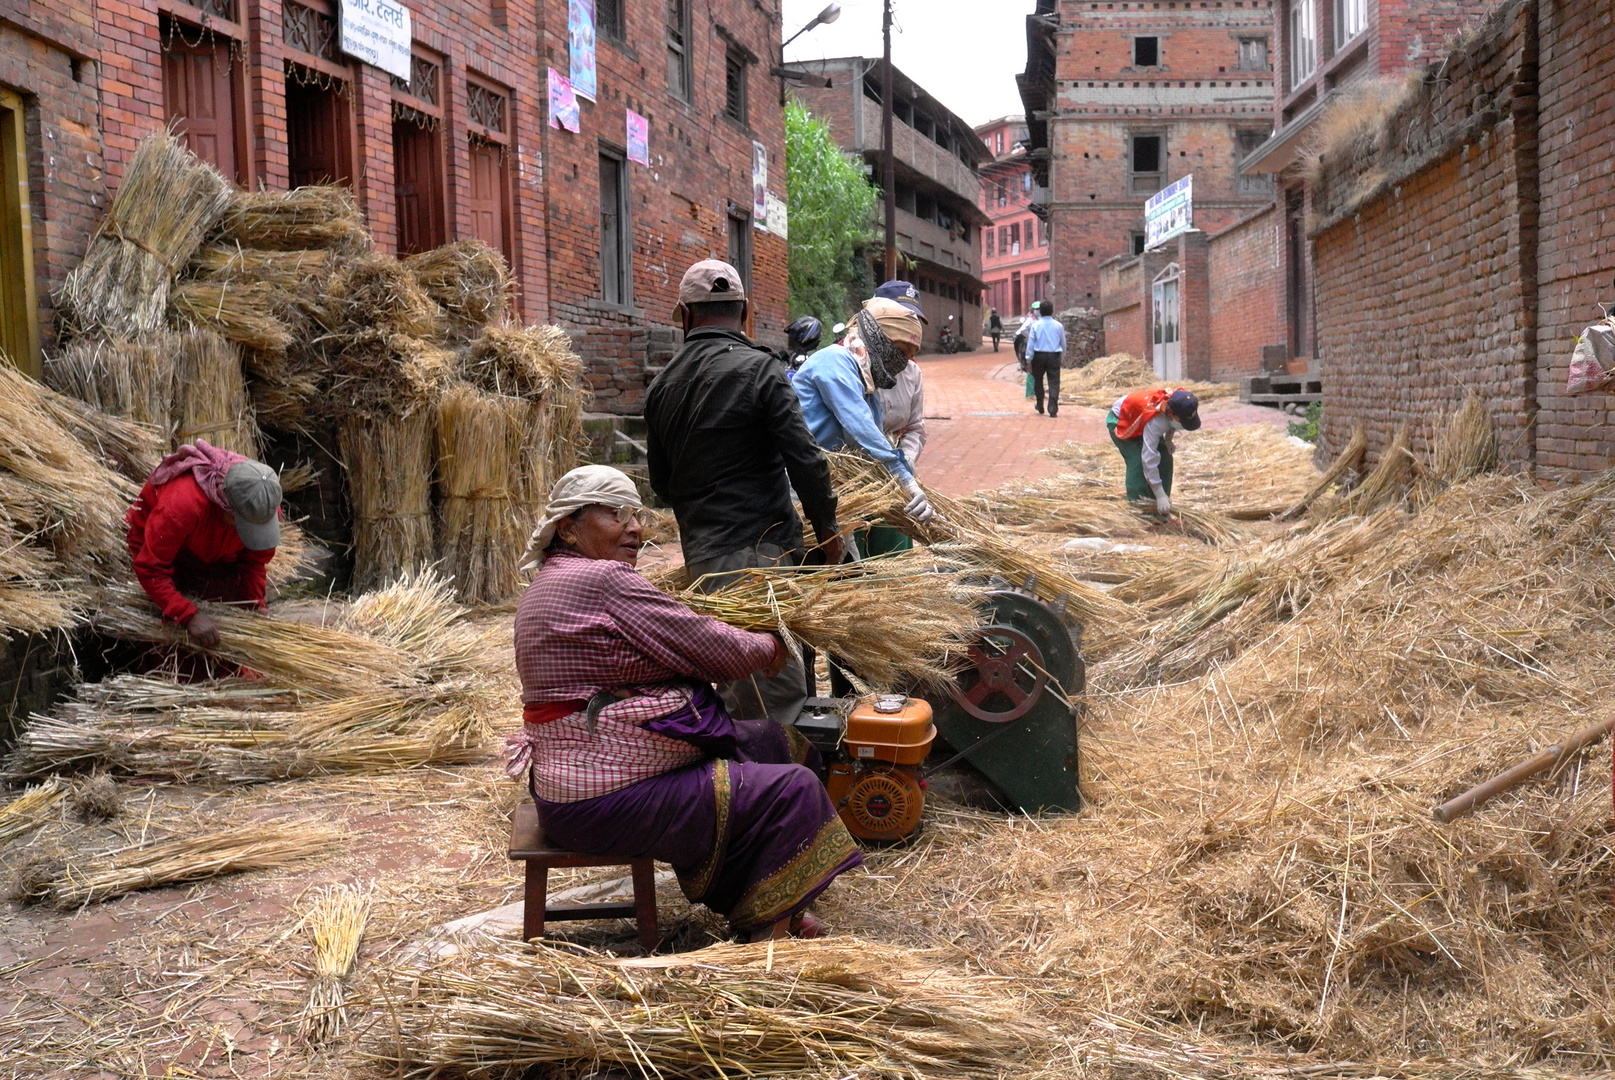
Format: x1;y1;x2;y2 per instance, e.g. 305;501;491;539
902;478;938;522
1151;485;1172;517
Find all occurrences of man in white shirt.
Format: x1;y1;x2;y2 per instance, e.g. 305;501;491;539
1024;300;1067;416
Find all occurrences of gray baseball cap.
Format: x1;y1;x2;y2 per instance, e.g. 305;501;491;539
673;259;747;317
223;461;282;550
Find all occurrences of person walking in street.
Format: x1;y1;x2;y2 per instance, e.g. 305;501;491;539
794;296;939;532
645;260;846;725
1025;300;1066;417
988;308;1003;352
1106;388;1202;516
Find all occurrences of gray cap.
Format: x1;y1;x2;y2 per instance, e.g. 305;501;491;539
223;461;282;550
673;259;747;317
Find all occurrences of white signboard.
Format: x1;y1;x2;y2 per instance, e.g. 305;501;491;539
765;192;788;239
339;0;413;82
1144;174;1193;250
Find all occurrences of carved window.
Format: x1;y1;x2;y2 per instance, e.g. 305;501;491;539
391;55;441;106
283;2;338;62
194;0;238;21
467;82;507;137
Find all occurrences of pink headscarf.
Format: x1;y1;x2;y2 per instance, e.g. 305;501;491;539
147;439;248;513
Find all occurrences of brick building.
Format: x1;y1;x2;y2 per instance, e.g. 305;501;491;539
1240;0;1502;364
784;56;991;350
1267;0;1614;480
975;114;1051;324
0;0;788;413
1018;0;1277;314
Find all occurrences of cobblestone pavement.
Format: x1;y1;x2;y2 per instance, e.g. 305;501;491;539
911;348;1291;497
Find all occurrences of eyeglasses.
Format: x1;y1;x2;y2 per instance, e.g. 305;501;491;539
610;505;645;526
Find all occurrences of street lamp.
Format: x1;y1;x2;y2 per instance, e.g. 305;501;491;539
783;3;842;49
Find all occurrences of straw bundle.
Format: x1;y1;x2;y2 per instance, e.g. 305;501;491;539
435;383;528;604
325;254;440;340
168;327;261;457
461;324;578;399
403;240;513;341
90;585;422;697
336;568;494;678
1324;422;1415;519
245;352;326;433
0;524;81;634
68;773;120;822
210;185;371;257
189;244;334;288
0;778;67;845
1428;393;1499;489
326;330;452;421
57;134;232;338
670;550;986;688
169;278;294;354
14;820;342;908
1056;352;1239;410
339;413;436;591
1280;423;1366;520
366;937;1046;1080
44;334;178;434
299;883;372;1043
828;452;1125;633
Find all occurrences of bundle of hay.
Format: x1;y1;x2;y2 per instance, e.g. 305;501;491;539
57;134;233;338
1056;352;1239;410
435;383;528;604
1281;423;1366;520
339;413;436;592
1428;392;1499;489
323;255;449;421
13;820;342;908
209;185;371;257
463;324;586;489
0;524;79;636
403;240;513;341
170;327;260;457
169;279;295;355
1323;421;1415;519
190;244;334;288
0;778;67;845
366;937;1046;1079
44;334;178;435
298;883;372;1043
667;549;986;689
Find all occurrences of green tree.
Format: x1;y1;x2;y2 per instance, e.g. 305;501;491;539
785;100;879;328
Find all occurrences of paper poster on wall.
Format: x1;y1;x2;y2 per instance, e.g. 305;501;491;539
338;0;412;81
626;110;649;166
568;0;597;102
751;141;768;229
548;68;581;133
764;192;788;239
1144;174;1193;250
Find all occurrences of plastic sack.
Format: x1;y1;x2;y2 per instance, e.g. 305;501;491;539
1025;372;1035;399
1567;322;1615;395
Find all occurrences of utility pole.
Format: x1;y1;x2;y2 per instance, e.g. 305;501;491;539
881;0;897;282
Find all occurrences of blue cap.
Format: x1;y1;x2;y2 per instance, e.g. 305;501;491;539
873;280;928;323
1167;390;1202;431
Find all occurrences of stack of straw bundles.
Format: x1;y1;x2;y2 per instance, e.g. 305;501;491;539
57;135;233;339
435;383;528;604
45;334;179;436
170;327;261;457
324;255;450;421
403;239;513;341
209;184;371;257
462;324;586;498
340;413;436;592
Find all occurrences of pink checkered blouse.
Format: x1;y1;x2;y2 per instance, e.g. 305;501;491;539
512;548;776;802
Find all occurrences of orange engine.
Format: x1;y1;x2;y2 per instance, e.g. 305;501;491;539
826;694;935;842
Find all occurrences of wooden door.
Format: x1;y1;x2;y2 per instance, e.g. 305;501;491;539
0;90;39;375
287;80;351;188
467;140;509;259
164;40;243;184
393;121;445;255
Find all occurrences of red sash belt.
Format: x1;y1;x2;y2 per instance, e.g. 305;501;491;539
524;700;587;725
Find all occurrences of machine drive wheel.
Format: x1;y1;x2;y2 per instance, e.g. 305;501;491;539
949;623;1047;723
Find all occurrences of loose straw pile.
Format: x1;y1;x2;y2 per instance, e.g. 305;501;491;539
14;820;343;908
299;882;373;1043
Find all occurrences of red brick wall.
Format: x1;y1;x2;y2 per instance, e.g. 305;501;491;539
1045;1;1275;310
1098;254;1142;359
1530;0;1615;482
0;7;104;352
1206;204;1282;380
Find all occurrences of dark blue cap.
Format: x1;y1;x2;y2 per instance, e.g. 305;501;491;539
873;280;928;323
1167;389;1202;430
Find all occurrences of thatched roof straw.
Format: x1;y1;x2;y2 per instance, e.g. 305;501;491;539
57;134;233;338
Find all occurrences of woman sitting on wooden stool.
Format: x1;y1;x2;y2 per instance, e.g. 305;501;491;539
504;465;862;942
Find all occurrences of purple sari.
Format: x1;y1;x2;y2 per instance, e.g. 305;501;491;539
534;686;862;933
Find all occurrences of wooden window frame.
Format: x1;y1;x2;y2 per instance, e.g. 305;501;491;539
666;0;692;103
0;88;40;376
599;148;632;306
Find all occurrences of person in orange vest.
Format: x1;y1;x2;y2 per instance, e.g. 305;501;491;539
1106;388;1201;515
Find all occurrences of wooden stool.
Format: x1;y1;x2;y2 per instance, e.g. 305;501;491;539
508;801;659;950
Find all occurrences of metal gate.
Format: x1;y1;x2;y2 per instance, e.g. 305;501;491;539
1152;262;1182;380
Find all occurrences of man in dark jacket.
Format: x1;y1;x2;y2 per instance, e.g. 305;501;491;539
645;260;845;723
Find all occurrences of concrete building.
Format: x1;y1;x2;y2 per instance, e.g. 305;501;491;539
0;0;787;413
975;114;1050;325
1019;0;1277;312
784;56;991;350
1241;0;1503;365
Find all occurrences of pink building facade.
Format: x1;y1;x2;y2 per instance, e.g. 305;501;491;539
976;115;1050;325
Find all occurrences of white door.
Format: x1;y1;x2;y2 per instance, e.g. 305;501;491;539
1152;264;1182;380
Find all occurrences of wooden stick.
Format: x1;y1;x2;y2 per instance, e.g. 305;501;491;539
1431;717;1614;823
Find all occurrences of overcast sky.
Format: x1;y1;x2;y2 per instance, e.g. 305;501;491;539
781;0;1034;129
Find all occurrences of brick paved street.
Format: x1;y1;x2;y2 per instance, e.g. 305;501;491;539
912;348;1291;497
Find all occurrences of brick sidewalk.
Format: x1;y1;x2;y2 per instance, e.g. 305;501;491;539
910;350;1292;497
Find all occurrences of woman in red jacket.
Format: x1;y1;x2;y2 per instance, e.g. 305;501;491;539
125;440;282;647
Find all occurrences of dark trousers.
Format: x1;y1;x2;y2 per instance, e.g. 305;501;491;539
1030;351;1062;415
990;331;1002;352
